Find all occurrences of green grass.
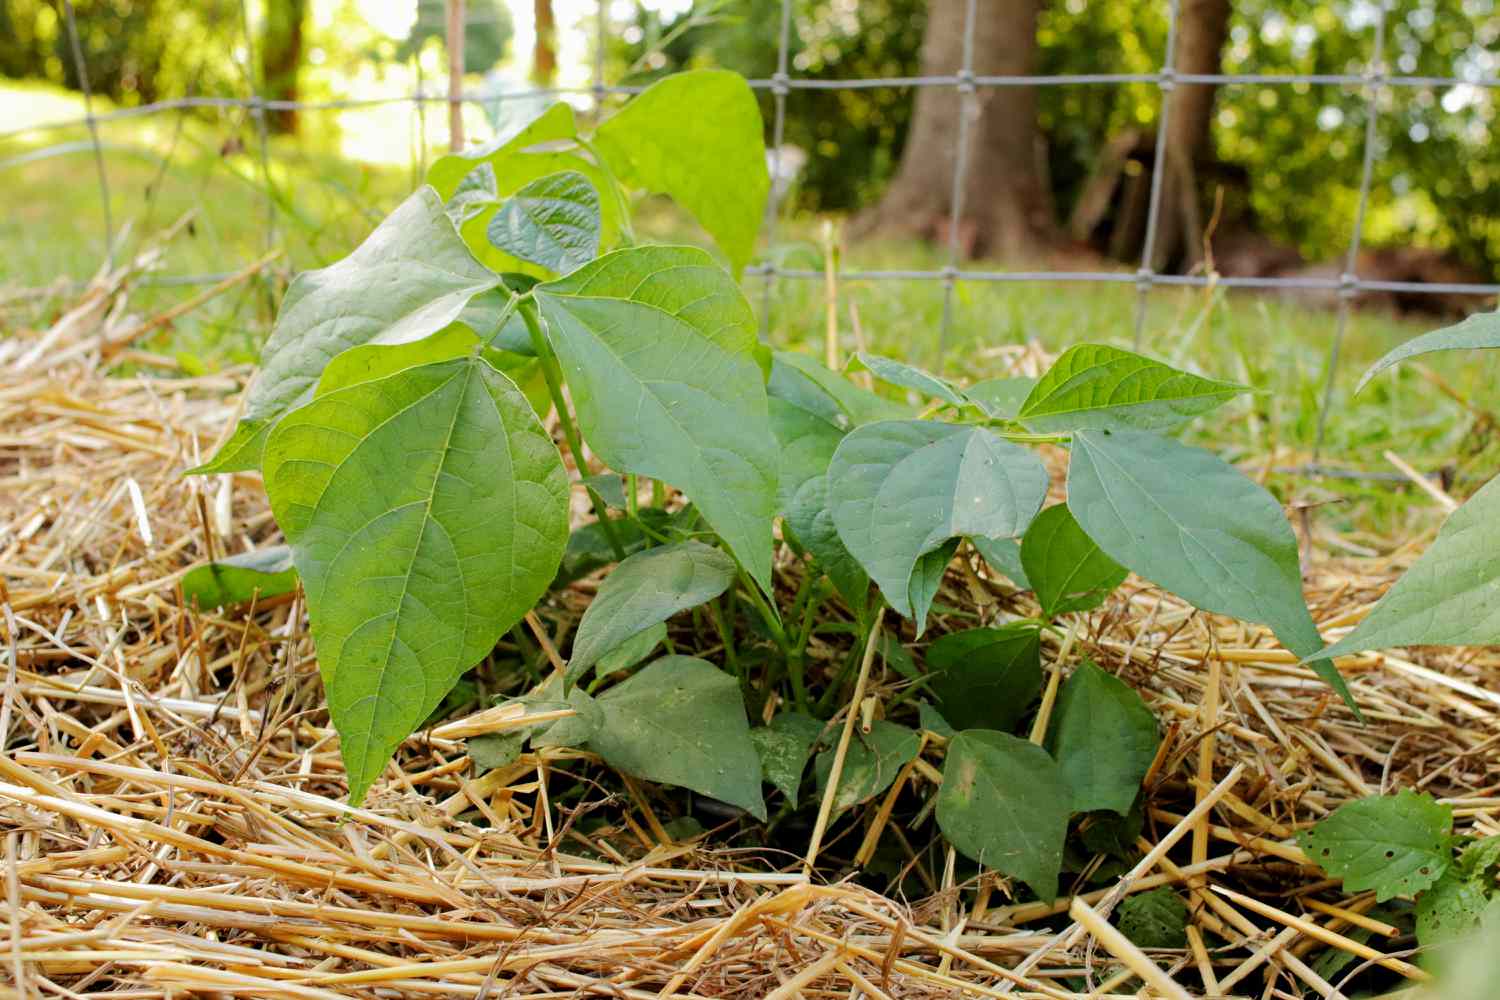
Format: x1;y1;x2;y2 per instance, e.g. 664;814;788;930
5;81;1496;537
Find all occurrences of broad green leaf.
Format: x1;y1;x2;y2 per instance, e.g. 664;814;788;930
1417;871;1493;959
588;656;766;820
828;421;1048;618
1318;473;1500;660
535;247;777;591
1298;790;1454;902
1117;888;1189;949
908;539;960;635
263;356;570;805
851;352;968;407
1021;504;1127;618
926;624;1042;732
773;351;910;425
768;396;845;513
534;686;602;748
459;282;534;354
785;475;869;609
567;540;736;684
918;702;958;739
972;535;1030;590
485;171;601;274
1046;660;1158;815
427;102;579;197
193;188;500;475
1081;800;1145;858
468;730;526;773
594;622;667;675
768;356;849;428
1067;429;1357;715
814;720;920;814
592;69;768;273
180;545;298;609
937;730;1070;901
967;377;1037;421
751;711;825;801
553;510;687;587
1018;344;1247;433
580;473;629;510
446;161;498;224
1357;309;1500;393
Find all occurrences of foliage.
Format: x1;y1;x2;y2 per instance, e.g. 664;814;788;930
398;0;514;72
179;545;298;610
1116;887;1189;950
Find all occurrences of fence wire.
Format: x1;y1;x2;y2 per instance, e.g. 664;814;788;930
16;0;1500;480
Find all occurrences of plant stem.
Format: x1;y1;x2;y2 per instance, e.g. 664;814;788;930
709;596;740;679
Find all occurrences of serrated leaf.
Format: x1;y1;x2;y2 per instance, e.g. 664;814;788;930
486;171;601;274
926;624;1042;732
180;545;298;609
773;351;910;425
1298;790;1454;902
785;475;869;610
966;377;1037;421
828;421;1048;619
1067;429;1357;716
1116;887;1188;949
591;70;767;273
1357;309;1500;394
1019;344;1247;433
535;246;777;593
814;720;920;814
588;656;766;820
1021;503;1127;618
263;356;569;805
567;541;736;685
972;535;1031;589
851;352;968;407
907;538;960;635
937;729;1070;901
1417;870;1493;957
1047;660;1158;815
751;712;825;801
1317;473;1500;660
193;189;500;475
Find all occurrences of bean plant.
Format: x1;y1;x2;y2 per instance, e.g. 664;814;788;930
189;69;1355;901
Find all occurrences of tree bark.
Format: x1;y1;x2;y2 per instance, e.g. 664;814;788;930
532;0;558;85
262;0;308;135
1151;0;1231;271
855;0;1057;261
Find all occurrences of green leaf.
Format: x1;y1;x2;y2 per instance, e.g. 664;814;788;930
937;730;1070;901
1046;660;1158;815
750;711;825;801
468;730;526;773
1317;473;1500;660
591;70;768;273
580;473;628;510
1357;309;1500;394
918;702;958;739
1298;790;1454;902
263;356;570;805
1018;344;1247;433
593;622;667;675
907;539;959;635
446;161;498;224
966;377;1037;421
533;686;602;748
567;540;736;685
1067;429;1357;716
459;284;534;354
926;624;1042;733
1418;871;1493;957
1461;836;1500;879
972;535;1030;589
773;351;910;425
851;352;968;408
535;246;777;592
428;102;579;196
1022;504;1127;618
785;476;869;610
813;720;921;814
768;356;849;428
1116;888;1189;949
485;171;601;275
180;545;298;609
828;421;1049;618
768;391;846;514
193;188;500;475
588;656;766;820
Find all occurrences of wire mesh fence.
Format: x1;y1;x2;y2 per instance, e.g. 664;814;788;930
11;0;1500;474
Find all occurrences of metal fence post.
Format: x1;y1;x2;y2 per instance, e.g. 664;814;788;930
933;0;981;373
1133;0;1184;351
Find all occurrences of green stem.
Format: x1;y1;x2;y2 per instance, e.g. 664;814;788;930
709;596;740;679
477;290;522;351
519;298;627;560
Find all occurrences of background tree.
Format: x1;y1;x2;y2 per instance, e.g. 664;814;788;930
400;0;514;73
262;0;309;134
533;0;558;84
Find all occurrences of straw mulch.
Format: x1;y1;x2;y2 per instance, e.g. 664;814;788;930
1;245;1494;999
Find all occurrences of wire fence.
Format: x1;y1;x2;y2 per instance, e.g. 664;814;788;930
16;0;1500;473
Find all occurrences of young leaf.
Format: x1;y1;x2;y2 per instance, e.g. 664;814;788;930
567;540;736;685
785;475;870;610
971;535;1031;590
588;656;766;820
446;161;498;224
180;546;298;610
926;624;1042;733
1018;344;1247;433
1067;429;1357;715
1116;888;1189;949
1317;473;1500;660
485;170;601;274
534;246;778;593
1417;870;1493;959
813;720;921;814
1298;790;1454;902
593;622;667;675
966;376;1037;421
1021;503;1127;618
263;356;570;805
591;69;768;273
193;188;500;474
773;350;910;425
937;730;1070;902
1356;309;1500;394
1046;660;1158;815
828;421;1048;618
751;712;825;801
851;352;968;407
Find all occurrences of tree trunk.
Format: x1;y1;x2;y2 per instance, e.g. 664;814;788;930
855;0;1057;261
262;0;308;134
1151;0;1231;271
533;0;558;85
